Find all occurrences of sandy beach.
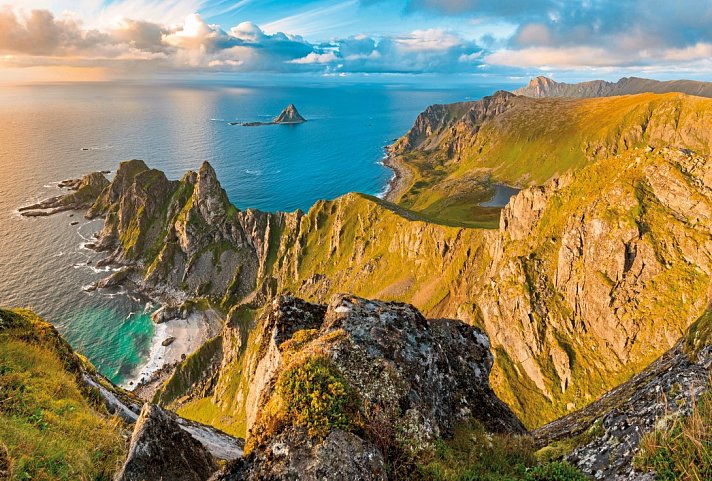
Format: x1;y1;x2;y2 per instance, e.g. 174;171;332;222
124;308;223;396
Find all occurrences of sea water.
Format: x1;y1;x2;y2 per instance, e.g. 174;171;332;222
0;80;511;383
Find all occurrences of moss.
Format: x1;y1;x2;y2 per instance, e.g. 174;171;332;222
277;356;359;439
536;419;604;463
684;309;712;361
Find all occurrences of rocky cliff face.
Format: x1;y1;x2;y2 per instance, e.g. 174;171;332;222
86;159;285;304
514;75;712;99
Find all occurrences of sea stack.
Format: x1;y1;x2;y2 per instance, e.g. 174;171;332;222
273;104;306;124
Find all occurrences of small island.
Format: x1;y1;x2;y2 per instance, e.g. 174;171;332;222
232;104;306;126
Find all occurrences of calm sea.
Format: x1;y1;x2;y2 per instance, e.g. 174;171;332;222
0;80;510;384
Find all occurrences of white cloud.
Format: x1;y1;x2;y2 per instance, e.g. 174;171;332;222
289;51;338;64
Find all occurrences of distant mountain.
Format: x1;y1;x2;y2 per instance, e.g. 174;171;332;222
515;75;712;98
273;103;306;124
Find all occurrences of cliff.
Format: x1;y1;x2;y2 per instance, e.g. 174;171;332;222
533;310;711;480
514;75;712;99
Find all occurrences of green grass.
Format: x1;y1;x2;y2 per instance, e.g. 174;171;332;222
419;420;589;481
154;335;223;405
634;387;711;480
0;309;126;481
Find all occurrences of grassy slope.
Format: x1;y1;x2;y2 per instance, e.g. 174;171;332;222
0;309;126;481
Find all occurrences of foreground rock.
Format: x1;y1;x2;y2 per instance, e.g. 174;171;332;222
19;171;109;216
116;404;218;481
206;294;524;479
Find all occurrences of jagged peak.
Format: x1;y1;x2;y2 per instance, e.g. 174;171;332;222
530;75;557;86
198;160;217;178
274;103;306;123
116;158;149;177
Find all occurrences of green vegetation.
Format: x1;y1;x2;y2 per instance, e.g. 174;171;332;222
277;356;358;439
393;92;712;228
634;387;711;481
176;305;258;437
535;420;604;463
0;309;126;481
154;335;223;405
685;309;712;361
419;420;589;481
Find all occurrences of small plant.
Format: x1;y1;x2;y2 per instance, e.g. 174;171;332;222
277;356;358;439
525;461;590;481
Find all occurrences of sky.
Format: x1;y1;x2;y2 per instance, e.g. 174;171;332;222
1;0;712;84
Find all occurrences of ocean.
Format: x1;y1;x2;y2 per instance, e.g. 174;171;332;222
0;80;511;384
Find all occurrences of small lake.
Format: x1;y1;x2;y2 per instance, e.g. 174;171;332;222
481;184;520;207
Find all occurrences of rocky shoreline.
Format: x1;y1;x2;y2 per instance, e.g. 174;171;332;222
381;153;412;202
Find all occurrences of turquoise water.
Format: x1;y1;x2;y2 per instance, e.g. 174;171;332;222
0;80;511;383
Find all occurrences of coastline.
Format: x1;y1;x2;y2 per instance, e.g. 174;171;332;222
126;307;223;399
381;153;413;203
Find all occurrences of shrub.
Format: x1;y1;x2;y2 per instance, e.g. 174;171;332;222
277;356;358;439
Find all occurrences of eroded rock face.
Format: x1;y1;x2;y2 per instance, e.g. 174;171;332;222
230;428;387;481
393;90;516;154
115;404;218;481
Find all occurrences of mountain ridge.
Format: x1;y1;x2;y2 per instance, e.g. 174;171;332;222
514;75;712;99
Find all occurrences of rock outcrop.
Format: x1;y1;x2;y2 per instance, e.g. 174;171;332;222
515;75;712;99
230;428;388;481
208;294;523;479
116;404;218;481
273;104;306;124
19;171;109;216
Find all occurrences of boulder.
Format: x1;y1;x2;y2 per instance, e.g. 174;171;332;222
115;404;217;481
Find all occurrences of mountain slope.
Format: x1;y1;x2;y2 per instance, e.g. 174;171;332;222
515;76;712;99
388;91;712;224
32;91;712;431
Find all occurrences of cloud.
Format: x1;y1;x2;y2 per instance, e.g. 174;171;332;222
0;6;486;75
289;51;338;64
0;7;111;56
